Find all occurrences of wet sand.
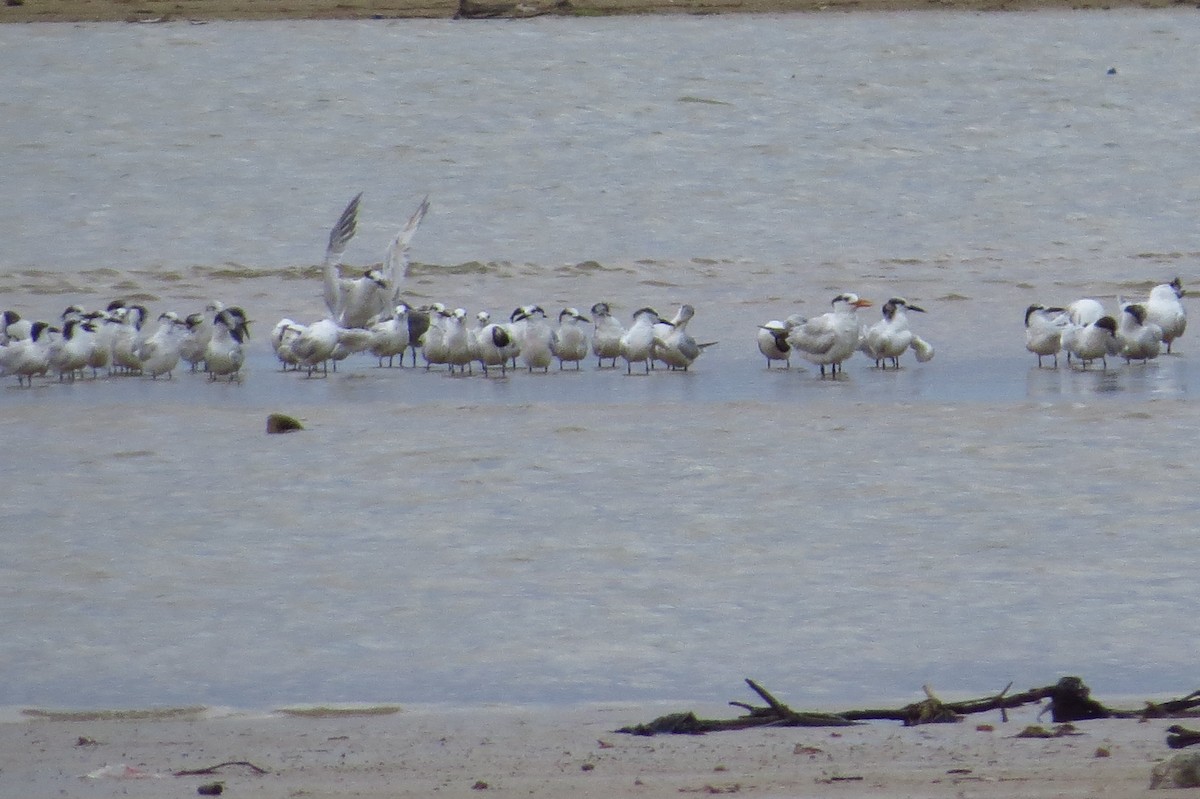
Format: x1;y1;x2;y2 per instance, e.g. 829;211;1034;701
0;0;1186;24
4;701;1188;798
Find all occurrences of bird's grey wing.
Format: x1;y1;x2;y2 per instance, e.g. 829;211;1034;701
790;318;836;354
323;193;362;316
384;196;430;300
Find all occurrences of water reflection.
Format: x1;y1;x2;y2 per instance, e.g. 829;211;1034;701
1025;357;1190;400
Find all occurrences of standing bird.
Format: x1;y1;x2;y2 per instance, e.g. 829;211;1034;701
47;318;92;381
787;293;873;377
589;302;624;368
1117;301;1163;363
271;319;305;371
859;297;931;369
80;318;108;377
1;321;55;386
474;317;514;376
109;304;148;374
286;319;335;376
515;306;553;372
204;308;250;381
443;308;475;374
1024;304;1069;368
619;307;661;374
179;301;226;372
404;304;437;367
1145;277;1186;353
1061;298;1109;367
653;304;715;371
550;307;591;370
756;314;803;369
368;304;412;368
419;305;451;370
1062;315;1119;370
137;311;188;379
289;318;373;376
322;193;430;330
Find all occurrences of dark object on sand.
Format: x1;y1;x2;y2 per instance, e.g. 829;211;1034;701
617;677;1200;736
1168;725;1200;749
197;782;224;795
1043;676;1111;722
456;0;570;16
1014;723;1081;739
266;413;304;434
175;760;269;777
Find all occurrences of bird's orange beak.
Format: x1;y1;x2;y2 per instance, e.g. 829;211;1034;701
854;299;873;308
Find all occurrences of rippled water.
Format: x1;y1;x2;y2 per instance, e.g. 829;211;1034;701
2;11;1199;712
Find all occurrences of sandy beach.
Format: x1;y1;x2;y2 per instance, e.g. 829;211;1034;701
0;0;1190;24
5;699;1197;798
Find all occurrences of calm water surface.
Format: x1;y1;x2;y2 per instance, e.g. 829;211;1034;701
1;11;1199;712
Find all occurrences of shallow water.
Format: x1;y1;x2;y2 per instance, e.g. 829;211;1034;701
2;11;1199;712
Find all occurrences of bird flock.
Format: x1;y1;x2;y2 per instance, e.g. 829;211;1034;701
1023;279;1187;370
0;194;1189;387
267;195;723;378
0;301;249;385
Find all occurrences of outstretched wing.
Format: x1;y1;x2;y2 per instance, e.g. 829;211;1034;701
323;193;362;316
384;196;431;301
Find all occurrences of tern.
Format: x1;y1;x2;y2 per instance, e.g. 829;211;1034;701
475;317;515;376
1145;277;1186;353
787;293;873;377
48;318;92;381
322;193;430;330
81;318;109;377
271;319;305;371
514;306;553;372
109;304;148;374
619;307;661;374
756;315;803;369
288;318;372;376
859;297;930;369
1061;298;1110;367
136;311;188;379
550;307;591;370
443;308;475;374
1062;314;1119;370
420;306;451;370
589;302;624;368
179;301;226;372
652;304;715;371
205;308;249;381
368;304;411;367
1;321;55;386
405;304;440;367
1117;301;1162;363
1024;304;1068;368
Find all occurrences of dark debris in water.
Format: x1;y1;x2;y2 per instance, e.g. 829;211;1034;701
266;413;304;434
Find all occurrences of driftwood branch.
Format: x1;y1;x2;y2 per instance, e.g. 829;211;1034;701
173;761;270;776
1143;690;1200;718
617;677;1200;736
